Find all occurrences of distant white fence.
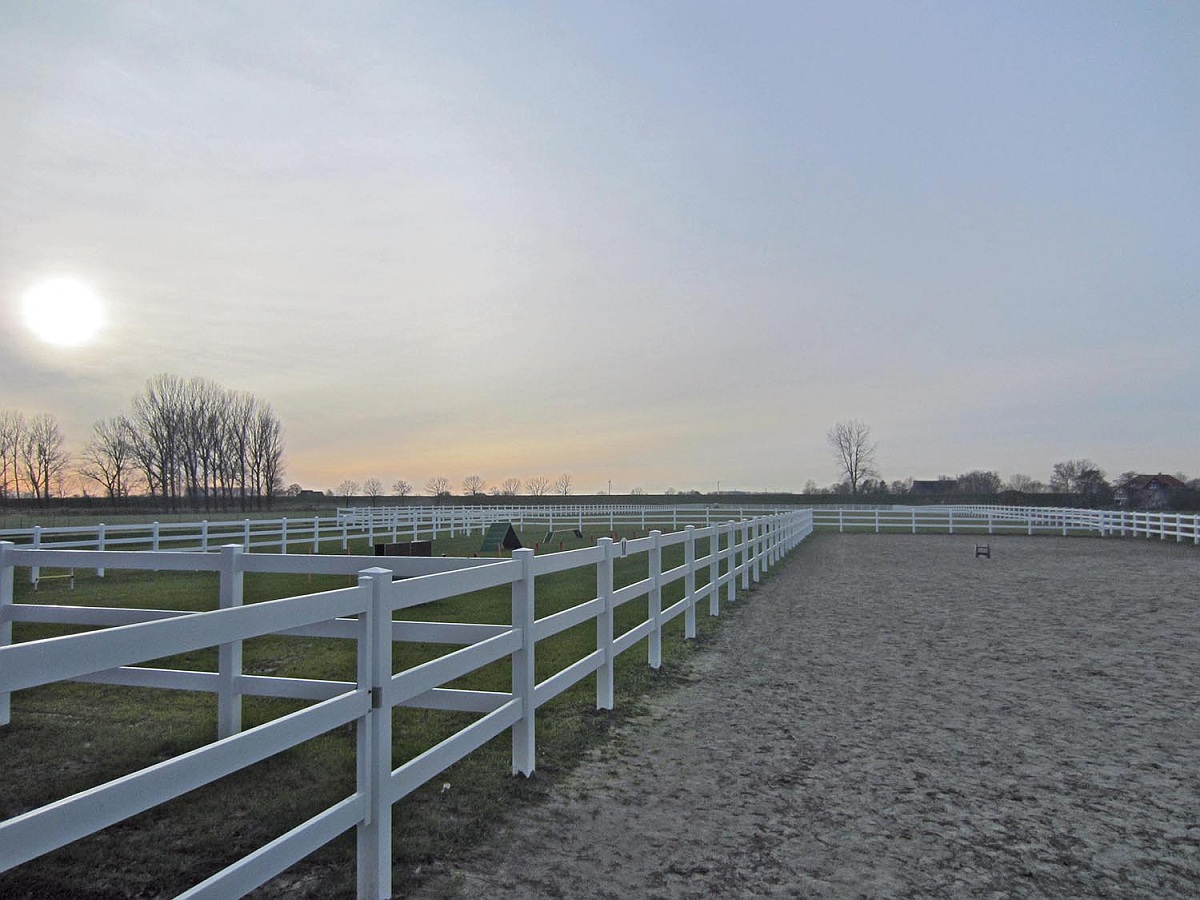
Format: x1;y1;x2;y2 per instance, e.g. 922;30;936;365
0;510;810;899
0;504;788;585
810;504;1200;543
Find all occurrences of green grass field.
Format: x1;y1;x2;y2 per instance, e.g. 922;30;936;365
1;526;752;898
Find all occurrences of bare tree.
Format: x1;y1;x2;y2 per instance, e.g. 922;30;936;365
392;479;412;498
248;403;285;510
827;419;879;495
499;477;522;496
337;479;360;501
525;475;550;497
20;413;69;504
426;476;451;498
955;470;1002;494
553;473;573;496
461;474;487;496
363;477;383;505
1006;474;1044;493
77;415;142;502
0;409;25;501
128;373;186;508
1050;459;1110;503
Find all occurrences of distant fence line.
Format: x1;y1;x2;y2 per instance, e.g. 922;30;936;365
0;510;809;899
1;503;1195;587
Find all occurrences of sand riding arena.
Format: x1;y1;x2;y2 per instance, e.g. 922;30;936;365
440;533;1200;898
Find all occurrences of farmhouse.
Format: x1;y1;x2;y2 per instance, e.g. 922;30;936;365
1115;473;1187;510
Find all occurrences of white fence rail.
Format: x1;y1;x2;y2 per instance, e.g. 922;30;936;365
0;510;811;899
811;505;1200;543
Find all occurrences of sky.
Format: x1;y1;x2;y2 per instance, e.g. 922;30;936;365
2;1;1197;495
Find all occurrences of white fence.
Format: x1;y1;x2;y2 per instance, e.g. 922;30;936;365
0;510;810;899
0;504;789;585
810;504;1200;543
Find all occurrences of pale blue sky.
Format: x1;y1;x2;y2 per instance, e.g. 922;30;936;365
2;1;1197;493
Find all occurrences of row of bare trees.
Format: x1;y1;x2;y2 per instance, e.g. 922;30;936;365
0;410;70;503
334;473;575;502
1;374;286;510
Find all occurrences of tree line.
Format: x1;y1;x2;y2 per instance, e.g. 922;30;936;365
332;473;576;503
1;374;286;510
824;420;1198;509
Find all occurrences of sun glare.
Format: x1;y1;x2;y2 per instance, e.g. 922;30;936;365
21;278;105;346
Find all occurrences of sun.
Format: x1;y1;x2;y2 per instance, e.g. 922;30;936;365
21;278;106;346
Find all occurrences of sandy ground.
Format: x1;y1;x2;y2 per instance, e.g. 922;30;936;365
434;533;1200;899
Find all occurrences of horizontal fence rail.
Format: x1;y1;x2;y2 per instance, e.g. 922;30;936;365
810;504;1200;543
0;509;812;899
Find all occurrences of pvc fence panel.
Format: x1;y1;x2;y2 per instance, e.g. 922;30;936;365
178;794;367;900
660;562;688;586
392;621;512;645
403;688;510;714
0;690;367;871
1;586;367;694
657;531;690;548
388;560;520;610
388;698;523;805
275;618;361;641
239;554;491;577
611;576;653;608
612;617;656;656
532;649;606;707
533;597;603;642
661;595;690;623
389;630;521;706
530;544;604;576
73;666;219;693
622;535;655;554
8;605;192;626
239;675;355;702
10;548;224;572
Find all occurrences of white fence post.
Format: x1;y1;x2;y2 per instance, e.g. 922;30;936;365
201;520;209;552
596;538;615;710
152;521;160;552
242;519;250;551
752;521;762;584
648;530;662;669
96;523;106;577
217;545;244;739
312;516;320;553
357;566;394;900
724;522;736;606
684;526;697;639
31;525;40;585
0;541;12;726
708;526;720;617
280;517;289;554
740;520;750;590
510;548;536;775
